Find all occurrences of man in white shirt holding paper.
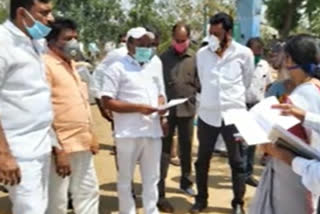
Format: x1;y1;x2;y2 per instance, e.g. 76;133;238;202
100;27;166;214
191;12;254;214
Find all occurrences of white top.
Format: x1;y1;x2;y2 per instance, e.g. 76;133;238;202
196;41;255;126
289;83;320;196
100;55;164;138
92;46;128;98
246;59;272;104
0;20;55;160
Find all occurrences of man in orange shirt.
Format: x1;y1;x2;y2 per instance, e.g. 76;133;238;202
44;18;99;214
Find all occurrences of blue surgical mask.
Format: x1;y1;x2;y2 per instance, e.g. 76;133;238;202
134;47;153;63
23;10;52;40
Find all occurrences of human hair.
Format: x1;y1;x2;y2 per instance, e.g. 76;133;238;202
284;34;320;79
46;18;77;42
209;12;234;32
10;0;51;20
172;22;191;37
247;37;264;49
118;33;127;43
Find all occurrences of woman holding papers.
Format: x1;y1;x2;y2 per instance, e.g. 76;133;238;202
250;34;320;214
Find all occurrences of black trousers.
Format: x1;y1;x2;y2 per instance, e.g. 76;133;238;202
246;145;256;177
195;118;247;207
158;116;194;199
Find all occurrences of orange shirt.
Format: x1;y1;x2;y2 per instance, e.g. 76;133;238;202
44;50;96;154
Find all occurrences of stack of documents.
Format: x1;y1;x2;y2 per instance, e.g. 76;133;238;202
224;96;300;145
226;96;320;160
269;125;320;160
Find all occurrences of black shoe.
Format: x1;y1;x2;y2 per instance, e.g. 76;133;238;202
246;176;259;187
67;198;73;210
189;201;207;214
0;185;8;193
231;205;245;214
157;198;174;213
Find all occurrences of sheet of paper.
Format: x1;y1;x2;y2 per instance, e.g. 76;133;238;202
250;96;300;133
158;98;189;111
224;109;270;145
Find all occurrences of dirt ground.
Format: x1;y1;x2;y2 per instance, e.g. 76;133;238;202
0;105;263;214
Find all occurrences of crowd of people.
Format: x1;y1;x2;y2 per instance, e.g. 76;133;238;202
1;0;320;214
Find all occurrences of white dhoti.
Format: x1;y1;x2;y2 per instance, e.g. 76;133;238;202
116;137;162;214
46;151;99;214
7;153;51;214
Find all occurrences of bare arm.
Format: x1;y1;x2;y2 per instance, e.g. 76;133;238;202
0;122;21;186
102;96;157;115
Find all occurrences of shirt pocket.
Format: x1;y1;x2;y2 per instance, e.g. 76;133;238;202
221;60;242;81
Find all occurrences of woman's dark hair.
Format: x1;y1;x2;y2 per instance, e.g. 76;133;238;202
285;34;320;79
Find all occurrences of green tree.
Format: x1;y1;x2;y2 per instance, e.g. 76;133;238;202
265;0;320;38
0;0;8;23
53;0;126;46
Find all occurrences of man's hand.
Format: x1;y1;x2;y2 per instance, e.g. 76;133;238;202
0;152;21;186
138;104;158;115
54;151;71;178
90;143;99;155
272;104;306;121
158;95;167;116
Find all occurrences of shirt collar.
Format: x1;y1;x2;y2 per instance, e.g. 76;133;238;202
3;20;31;40
47;49;76;71
125;54;148;68
169;46;193;57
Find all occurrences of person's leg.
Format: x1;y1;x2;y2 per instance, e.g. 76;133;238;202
140;138;162;214
116;138;140;214
221;124;247;210
194;119;220;205
69;152;99;214
158;116;176;200
8;154;51;214
246;146;256;177
177;116;194;191
46;156;70;214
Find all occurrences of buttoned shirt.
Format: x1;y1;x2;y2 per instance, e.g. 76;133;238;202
160;47;198;117
44;50;96;154
93;46;165;99
196;41;255;127
100;55;164;138
93;46;128;98
246;59;272;104
0;20;55;160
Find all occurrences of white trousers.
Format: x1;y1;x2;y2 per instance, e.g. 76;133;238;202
46;151;99;214
116;137;162;214
7;154;51;214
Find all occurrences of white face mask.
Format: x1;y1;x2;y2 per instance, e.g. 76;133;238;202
208;35;220;52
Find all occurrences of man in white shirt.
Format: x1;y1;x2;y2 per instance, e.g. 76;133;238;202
100;27;166;214
0;0;55;213
245;37;273;187
191;13;254;214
